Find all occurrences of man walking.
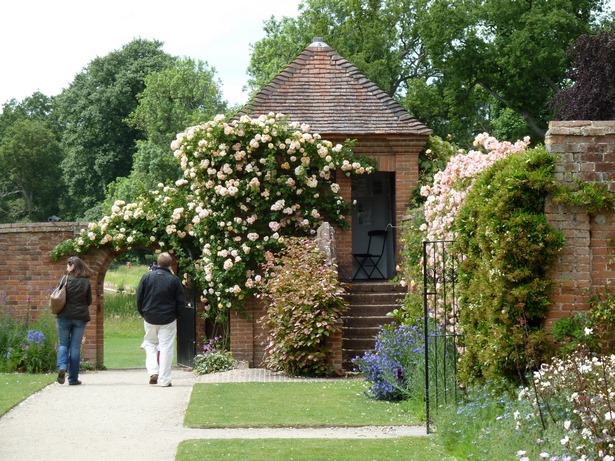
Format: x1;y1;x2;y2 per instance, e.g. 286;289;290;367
136;252;185;387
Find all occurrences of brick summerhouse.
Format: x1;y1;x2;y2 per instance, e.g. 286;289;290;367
231;38;431;368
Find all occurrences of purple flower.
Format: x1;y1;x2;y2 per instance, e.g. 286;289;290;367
352;325;424;400
26;330;46;344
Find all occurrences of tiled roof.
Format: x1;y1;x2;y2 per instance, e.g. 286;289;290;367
237;39;432;136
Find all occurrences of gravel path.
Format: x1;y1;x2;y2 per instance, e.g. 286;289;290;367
0;368;426;461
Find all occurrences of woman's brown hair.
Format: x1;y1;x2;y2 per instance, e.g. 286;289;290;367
67;256;92;278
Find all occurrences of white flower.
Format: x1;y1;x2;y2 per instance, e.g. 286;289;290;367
584;327;593;336
605;411;615;421
561;436;570;446
564;420;571;430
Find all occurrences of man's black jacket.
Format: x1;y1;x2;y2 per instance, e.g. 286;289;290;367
136;267;185;325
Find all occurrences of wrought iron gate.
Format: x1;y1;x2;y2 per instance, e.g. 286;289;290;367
423;240;463;433
176;249;197;368
177;284;197;367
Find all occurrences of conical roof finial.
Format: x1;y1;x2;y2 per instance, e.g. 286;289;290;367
309;37;328;47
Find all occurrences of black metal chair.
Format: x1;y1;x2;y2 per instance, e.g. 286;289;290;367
352;229;388;280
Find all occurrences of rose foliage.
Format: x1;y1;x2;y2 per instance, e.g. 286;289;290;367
258;237;348;376
52;113;375;322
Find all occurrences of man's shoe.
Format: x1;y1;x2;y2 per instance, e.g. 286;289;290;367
57;369;66;384
149;374;158;385
68;380;82;386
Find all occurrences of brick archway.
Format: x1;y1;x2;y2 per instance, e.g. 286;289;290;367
0;222;116;367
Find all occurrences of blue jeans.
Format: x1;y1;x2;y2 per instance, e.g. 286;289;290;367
56;318;86;384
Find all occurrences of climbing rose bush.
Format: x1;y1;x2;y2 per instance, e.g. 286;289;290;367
420;132;531;244
52;113;374;321
398;133;531;328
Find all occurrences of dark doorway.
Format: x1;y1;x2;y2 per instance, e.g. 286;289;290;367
351;172;395;280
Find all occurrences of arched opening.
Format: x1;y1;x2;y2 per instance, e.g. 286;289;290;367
102;249;156;369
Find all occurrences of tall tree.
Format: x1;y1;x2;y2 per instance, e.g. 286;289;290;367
247;0;433;99
415;0;607;140
127;57;228;149
0;92;59;140
0;119;64;222
99;58;229;214
54;39;174;219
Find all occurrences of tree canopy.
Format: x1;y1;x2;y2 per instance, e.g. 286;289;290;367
247;0;609;144
0;119;64;222
54;38;175;219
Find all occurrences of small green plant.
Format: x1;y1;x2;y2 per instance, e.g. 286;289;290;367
192;336;238;375
551;288;615;356
258;237;348;377
551;314;586;356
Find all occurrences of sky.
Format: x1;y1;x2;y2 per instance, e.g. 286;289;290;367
0;0;304;108
1;1;613;109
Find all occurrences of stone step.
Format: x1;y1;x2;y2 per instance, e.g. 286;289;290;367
345;304;397;317
343;325;385;337
345;295;406;307
341;281;406;369
347;281;407;294
343;315;394;328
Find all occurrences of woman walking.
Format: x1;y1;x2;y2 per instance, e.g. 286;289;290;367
56;256;92;385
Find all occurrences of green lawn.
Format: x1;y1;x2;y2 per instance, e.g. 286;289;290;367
180;380;446;461
0;373;55;416
185;381;421;428
104;335;144;368
176;438;455;461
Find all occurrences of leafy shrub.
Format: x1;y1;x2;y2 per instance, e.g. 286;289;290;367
193;336;238;375
0;311;58;373
552;288;615;357
454;147;564;383
551;315;586;356
352;324;425;401
258;237;348;377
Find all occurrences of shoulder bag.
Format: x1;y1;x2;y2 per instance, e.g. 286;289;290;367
50;275;68;314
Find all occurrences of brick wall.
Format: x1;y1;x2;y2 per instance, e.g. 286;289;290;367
545;121;615;347
0;222;116;366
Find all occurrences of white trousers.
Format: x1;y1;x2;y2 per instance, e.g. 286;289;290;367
143;320;176;386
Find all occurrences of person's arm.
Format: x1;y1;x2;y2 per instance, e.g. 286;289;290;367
135;276;146;317
174;278;185;319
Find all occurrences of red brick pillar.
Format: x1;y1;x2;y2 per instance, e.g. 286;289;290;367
230;298;256;366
